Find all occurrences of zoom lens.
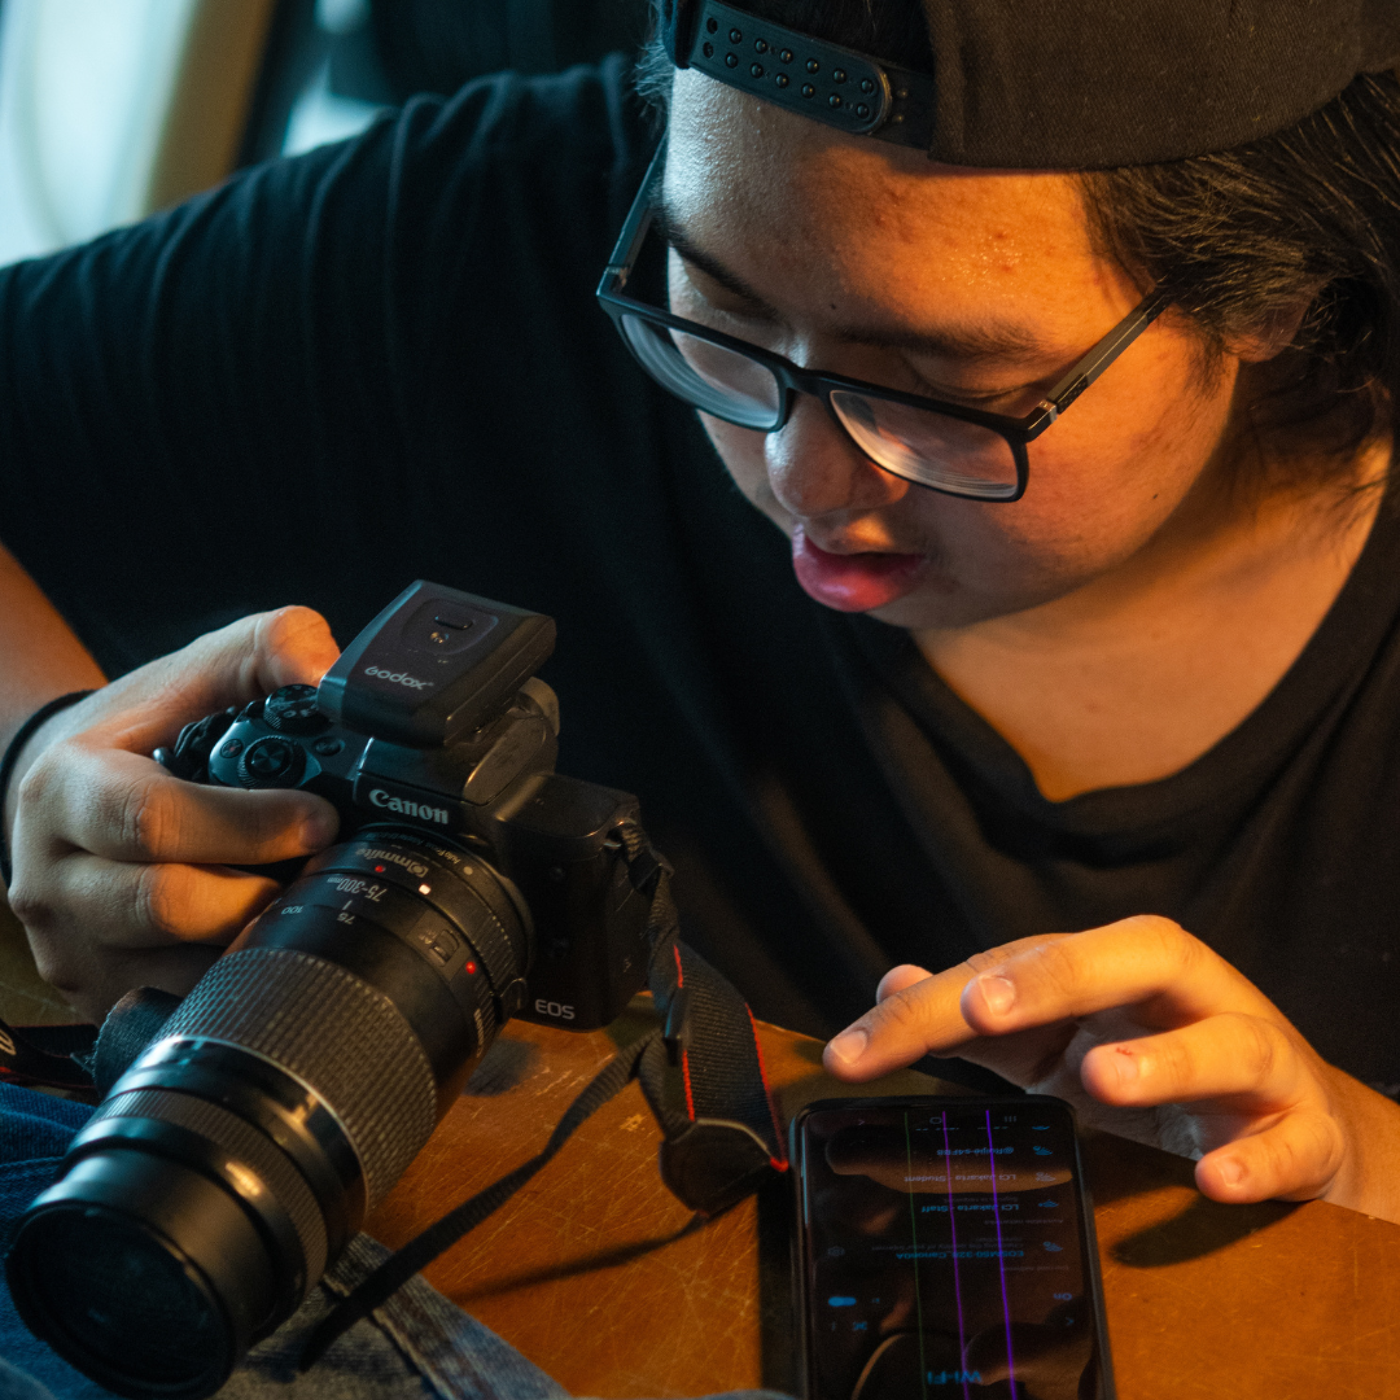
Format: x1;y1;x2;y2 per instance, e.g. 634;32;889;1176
7;827;532;1399
37;1216;215;1376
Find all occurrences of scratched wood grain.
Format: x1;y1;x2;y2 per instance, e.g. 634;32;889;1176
366;1008;1400;1398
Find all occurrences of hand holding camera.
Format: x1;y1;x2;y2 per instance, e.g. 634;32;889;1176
3;606;341;1022
157;581;652;1032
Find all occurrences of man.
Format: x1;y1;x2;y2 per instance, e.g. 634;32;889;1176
2;0;1400;1242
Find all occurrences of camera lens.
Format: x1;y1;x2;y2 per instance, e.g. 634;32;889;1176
55;1225;213;1375
7;827;532;1399
8;1149;268;1398
54;1223;212;1360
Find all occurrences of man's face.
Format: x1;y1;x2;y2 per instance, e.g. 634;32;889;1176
663;73;1246;631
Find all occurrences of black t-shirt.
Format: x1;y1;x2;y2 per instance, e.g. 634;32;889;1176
2;58;1399;1088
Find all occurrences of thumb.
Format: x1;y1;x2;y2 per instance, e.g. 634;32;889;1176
96;606;341;751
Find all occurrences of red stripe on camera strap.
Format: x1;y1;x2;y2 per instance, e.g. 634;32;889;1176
635;853;790;1196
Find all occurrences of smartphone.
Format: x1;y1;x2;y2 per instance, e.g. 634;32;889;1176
791;1096;1114;1400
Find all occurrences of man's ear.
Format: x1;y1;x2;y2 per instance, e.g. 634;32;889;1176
1227;298;1315;363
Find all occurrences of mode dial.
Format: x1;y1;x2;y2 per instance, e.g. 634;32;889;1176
263;684;329;736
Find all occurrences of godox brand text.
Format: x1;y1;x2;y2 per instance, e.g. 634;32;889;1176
364;666;432;689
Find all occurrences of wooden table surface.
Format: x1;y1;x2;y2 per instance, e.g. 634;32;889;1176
365;1005;1400;1398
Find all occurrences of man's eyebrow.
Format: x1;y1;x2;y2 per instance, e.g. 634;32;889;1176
654;204;772;308
655;202;1060;366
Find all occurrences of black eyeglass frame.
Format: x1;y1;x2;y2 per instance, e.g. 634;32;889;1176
596;145;1171;503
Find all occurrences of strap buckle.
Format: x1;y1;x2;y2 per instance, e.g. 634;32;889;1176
659;1117;784;1217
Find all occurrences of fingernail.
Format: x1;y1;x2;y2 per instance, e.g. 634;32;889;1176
978;974;1016;1016
827;1027;869;1067
1217;1158;1244;1187
1114;1047;1140;1083
301;809;338;849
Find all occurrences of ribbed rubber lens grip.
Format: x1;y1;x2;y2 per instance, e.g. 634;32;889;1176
158;949;438;1206
93;1086;329;1288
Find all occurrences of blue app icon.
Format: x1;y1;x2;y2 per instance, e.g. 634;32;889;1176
829;1297;857;1308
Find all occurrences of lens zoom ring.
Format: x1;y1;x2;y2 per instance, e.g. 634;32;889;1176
159;949;437;1205
94;1087;328;1288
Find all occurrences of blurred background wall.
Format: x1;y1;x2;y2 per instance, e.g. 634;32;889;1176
0;0;650;266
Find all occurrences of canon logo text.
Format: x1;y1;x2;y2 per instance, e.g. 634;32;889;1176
369;789;451;825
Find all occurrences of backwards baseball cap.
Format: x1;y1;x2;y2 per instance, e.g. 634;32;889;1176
658;0;1400;168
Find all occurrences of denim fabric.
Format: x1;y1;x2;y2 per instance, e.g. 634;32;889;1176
0;1089;108;1400
0;1356;59;1400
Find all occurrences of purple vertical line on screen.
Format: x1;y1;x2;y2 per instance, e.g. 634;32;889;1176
984;1110;1019;1399
904;1111;931;1400
940;1111;973;1400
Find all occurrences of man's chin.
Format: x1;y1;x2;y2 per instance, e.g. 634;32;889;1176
862;572;1055;631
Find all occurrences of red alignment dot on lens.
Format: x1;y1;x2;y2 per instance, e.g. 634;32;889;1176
374;865;385;873
466;962;478;975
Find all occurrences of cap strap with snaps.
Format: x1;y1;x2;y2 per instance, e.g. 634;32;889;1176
669;0;934;149
662;0;1400;168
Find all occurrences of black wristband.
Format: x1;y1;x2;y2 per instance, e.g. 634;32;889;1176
0;690;97;890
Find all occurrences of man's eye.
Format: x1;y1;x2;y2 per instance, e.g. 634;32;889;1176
677;287;772;330
674;295;783;351
957;387;1031;407
908;378;1023;408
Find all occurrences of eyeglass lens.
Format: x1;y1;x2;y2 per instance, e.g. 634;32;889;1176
828;391;1020;499
621;315;781;428
620;315;1020;499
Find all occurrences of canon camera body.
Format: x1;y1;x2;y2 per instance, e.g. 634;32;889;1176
6;581;653;1400
165;580;650;1030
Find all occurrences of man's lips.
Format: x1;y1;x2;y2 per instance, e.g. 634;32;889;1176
790;526;929;612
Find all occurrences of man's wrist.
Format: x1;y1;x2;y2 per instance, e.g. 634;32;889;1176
0;690;97;888
1321;1068;1400;1224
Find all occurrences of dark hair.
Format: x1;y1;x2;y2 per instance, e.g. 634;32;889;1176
641;4;1400;488
1079;75;1400;484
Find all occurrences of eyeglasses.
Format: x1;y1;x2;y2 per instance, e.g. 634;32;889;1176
596;146;1169;503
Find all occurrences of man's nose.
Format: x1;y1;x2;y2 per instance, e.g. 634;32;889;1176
766;395;911;520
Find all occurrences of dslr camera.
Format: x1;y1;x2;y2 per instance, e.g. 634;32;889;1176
6;582;654;1399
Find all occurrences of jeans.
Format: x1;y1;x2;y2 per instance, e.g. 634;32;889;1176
0;1084;786;1400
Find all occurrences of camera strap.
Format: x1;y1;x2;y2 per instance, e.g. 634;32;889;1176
300;822;789;1368
618;823;789;1203
0;1017;98;1095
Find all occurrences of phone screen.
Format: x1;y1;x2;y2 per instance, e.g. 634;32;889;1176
794;1097;1112;1400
